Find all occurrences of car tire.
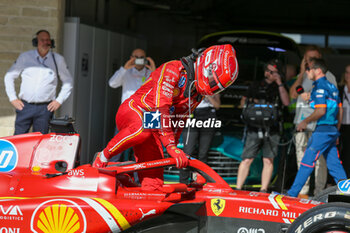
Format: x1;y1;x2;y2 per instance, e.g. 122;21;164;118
287;202;350;233
312;186;338;203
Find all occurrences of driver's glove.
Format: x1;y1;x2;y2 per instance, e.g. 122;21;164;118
92;151;108;168
166;144;189;168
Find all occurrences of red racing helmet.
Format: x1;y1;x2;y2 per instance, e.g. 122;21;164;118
194;44;238;96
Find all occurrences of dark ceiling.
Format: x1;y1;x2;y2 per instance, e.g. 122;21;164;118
66;0;350;64
128;0;350;35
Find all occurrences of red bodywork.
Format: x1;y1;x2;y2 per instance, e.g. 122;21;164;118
0;133;321;232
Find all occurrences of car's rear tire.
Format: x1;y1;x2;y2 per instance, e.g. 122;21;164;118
313;186;339;203
287;202;350;233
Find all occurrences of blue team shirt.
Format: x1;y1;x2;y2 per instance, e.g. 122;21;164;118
309;76;340;126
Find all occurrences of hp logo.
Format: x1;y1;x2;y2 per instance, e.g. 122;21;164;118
0;140;18;172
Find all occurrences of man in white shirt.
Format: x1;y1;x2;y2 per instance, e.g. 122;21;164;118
108;48;156;162
109;48;156;103
4;30;73;135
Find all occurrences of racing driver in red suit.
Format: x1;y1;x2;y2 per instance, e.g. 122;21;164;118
93;44;239;190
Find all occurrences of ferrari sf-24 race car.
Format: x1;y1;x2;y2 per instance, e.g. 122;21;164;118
0;131;350;233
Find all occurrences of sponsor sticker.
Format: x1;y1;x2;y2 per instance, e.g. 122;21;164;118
172;88;180;97
237;227;265;233
139;208;156;220
338;179;350;193
0;205;23;221
31;199;87;233
169;106;175;114
0;140;18;172
68;169;85;176
211;198;225;216
178;76;186;88
0;227;20;233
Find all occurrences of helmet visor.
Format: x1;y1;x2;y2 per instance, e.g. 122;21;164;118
208;70;224;94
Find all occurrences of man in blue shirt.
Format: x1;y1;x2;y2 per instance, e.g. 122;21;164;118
287;58;347;197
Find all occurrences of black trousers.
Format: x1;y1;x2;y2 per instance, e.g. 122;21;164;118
179;107;216;184
340;124;350;177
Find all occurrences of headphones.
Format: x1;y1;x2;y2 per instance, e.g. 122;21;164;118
180;47;206;97
32;29;55;48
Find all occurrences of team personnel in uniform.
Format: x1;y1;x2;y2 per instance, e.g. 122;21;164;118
4;30;73;135
287;58;347;197
93;44;239;190
289;45;337;197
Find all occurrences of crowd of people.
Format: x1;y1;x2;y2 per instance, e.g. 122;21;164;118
99;43;348;196
3;29;348;195
236;45;349;198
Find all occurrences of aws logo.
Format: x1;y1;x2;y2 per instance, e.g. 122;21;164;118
31;199;87;233
211;198;226;216
0;140;18;172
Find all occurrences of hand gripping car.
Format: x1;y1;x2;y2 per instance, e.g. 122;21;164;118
0;131;350;233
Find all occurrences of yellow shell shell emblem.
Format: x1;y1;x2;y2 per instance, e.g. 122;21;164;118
31;200;86;233
173;88;180;97
211;198;226;216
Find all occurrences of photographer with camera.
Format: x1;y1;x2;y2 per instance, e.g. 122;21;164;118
236;59;289;192
108;49;156;162
109;48;156;103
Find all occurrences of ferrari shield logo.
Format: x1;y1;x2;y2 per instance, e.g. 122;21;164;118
211;198;225;216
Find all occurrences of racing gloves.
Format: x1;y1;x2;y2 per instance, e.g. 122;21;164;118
92;151;108;168
157;129;187;168
166;144;189;168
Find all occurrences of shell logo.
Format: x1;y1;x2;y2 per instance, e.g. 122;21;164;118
31;199;87;233
172;87;180;97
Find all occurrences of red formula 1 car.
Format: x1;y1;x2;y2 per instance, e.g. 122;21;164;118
0;132;350;233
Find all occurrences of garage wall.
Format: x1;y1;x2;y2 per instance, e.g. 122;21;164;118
63;19;147;164
0;0;65;136
65;0;201;67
